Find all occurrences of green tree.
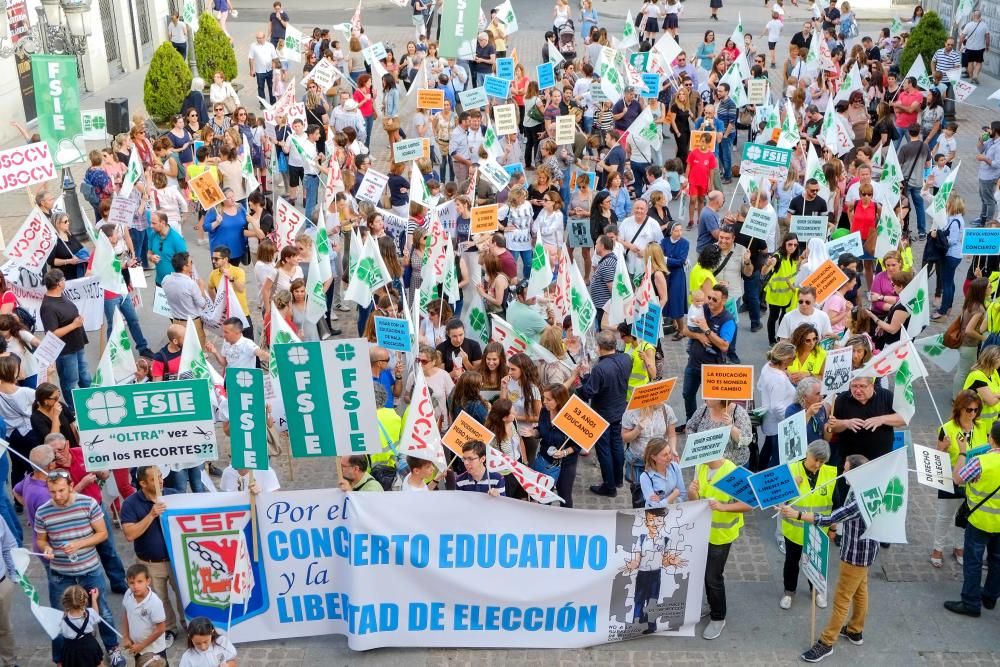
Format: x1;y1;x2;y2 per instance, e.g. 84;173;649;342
193;12;238;82
899;11;949;79
143;42;193;122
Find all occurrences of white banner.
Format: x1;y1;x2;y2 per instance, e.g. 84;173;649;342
5;209;57;274
3;271;103;332
0;142;56;194
843;448;909;543
162;491;710;647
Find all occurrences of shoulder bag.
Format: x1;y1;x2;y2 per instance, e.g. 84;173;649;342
943;312;964;349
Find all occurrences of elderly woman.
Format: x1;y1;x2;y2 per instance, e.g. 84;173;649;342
784;377;830;452
757;341;797;470
685;398;753;468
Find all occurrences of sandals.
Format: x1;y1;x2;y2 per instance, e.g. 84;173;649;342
672;332;684;341
930;551;944;568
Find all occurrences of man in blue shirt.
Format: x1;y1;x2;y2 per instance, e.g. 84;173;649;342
975;121;1000;227
370;346;402;409
714;84;739;184
569;330;632;497
147;212;187;287
680;284;737;424
611;89;641;132
455;440;505;495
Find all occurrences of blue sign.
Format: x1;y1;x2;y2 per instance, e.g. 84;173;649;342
892;429;911;451
537;62;556;90
503;162;524;177
458;87;488;110
712;465;758;508
483;75;511;99
749;464;801;507
496;57;514;81
632;302;662;345
962;228;1000;256
640;73;661;99
374;316;412;352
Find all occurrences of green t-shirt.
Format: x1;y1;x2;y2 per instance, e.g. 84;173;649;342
505;300;549;340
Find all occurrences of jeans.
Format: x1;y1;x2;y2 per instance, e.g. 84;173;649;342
303;174;320;222
364;115;375;149
475;70;488;87
0;453;21;545
939;255;961;314
961;523;1000;611
705;542;732;621
171;41;187;59
908;185;927;234
819;561;869;646
978;178;997;225
129;227;149;269
760;434;779;470
727;319;740;364
594;420;624;490
103;293;149;351
631;162;649;199
439;150;453;182
743;269;762;327
718;135;734;180
96;509;127;592
256;69;275;106
682;362;701;421
55;350;91;411
513;248;532;279
168;466;207;493
48;566;119;657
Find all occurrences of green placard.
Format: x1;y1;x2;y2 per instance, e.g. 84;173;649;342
225;367;269;470
31;54;86;168
802;521;830;598
274;341;336;458
438;0;482;59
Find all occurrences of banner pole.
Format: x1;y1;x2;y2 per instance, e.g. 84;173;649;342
249;471;260;561
810;587;816;645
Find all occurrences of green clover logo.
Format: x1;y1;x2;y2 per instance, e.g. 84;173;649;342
469;307;488;335
335;343;355;362
923;335;946;357
907;287;926;315
882;477;905;513
356;257;384;288
531;245;547;272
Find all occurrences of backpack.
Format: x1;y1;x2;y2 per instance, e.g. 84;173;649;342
80;180;100;208
368;420;407;491
13;306;35;332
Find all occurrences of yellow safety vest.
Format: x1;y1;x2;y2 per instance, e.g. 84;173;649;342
370;407;403;466
940;419;991;468
699;460;745;546
625;340;655;399
788;346;827;379
963;369;1000;423
966;451;1000;533
781;460;837;546
764;257;798;311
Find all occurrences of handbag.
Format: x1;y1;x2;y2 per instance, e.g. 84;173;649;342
955;482;1000;528
382;116;400;133
531;455;562;483
943;313;964;349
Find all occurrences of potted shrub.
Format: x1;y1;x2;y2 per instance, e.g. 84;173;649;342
144;41;193;123
193;12;238;82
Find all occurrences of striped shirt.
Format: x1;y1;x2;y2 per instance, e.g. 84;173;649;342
958;455;983;483
35;495;104;575
931;48;961;81
814;493;879;567
455;471;506;495
589;252;617;309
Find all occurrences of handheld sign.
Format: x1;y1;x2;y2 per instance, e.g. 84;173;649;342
483;75;511;99
748;464;800;507
496;57;515;80
374;316;412;352
189;170;225;209
225;368;269;470
441;411;495;455
800;259;848;305
777;410;808;465
741;207;777;242
747;79;770;106
470;204;499;234
392;138;425;162
825;231;863;263
458;87;488;110
913;444;954;493
416;88;445;110
626;377;677;411
537;62;556;90
632;302;662;345
701;364;755;401
555;115;575;145
640;73;661;98
822;347;852;396
790;215;828;242
711;465;758;508
552;394;610;452
6;209;57;274
802;522;830;599
678;425;730;468
0;142;55;194
567;219;593;248
962;228;1000;256
356;169;389;204
493;104;519;135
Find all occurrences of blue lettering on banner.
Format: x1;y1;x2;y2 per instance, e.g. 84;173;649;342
632;302;662;345
748;464;800;507
640;73;661;99
374;316;412;352
484;75;511;99
711;466;758;508
496;57;514;81
961;228;1000;256
537;62;556;90
452;603;597;632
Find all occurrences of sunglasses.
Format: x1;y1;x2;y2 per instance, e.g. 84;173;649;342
799;299;813;305
964;407;981;414
47;471;71;481
807;188;820;194
707;295;720;303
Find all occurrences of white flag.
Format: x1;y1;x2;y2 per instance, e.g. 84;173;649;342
568;255;597;335
843;448;909;543
914;333;960;372
178;318;211;381
399;370;448;471
904;55;933;90
892;348;926;424
606;247;634;326
873;206;903;261
621;11;640;49
409;160;434;209
119;149;143;199
525;240;552;300
486;445;562;504
344;233;390;307
314;214;334;284
927;161;961;229
228;533;255;605
834;63;863;103
90;231;127;294
304;242;328;324
653;33;682;67
93;309;137;387
897;264;930;337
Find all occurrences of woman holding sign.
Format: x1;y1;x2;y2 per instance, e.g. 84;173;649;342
533;384;580;507
685;399;753;468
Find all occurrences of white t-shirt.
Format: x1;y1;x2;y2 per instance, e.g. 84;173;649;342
402;473;430;491
123;589;167;654
936;133;957;160
254;261;277;305
766;19;783;43
248;41;279;72
757;362;797;436
618;216;665;275
776;308;833;340
220;466;281;493
179;635;238;667
221;336;259;370
962;20;988;51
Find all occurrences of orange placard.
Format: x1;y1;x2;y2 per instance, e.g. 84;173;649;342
552;394;610;452
189;170;225;209
701;365;755;401
800;258;848;305
470;204;499;234
416;88;445;110
441;411;495;455
627;377;677;411
421;138;431;160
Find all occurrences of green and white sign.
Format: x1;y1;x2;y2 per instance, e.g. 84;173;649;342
225;367;269;471
802;521;829;599
80;109;107;142
274;338;381;458
31;55;86;167
439;0;481;59
739;143;793;179
74;379;216;471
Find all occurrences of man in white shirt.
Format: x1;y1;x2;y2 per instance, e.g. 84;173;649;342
285;118;309;207
961;11;989;84
331;95;367;144
465;110;485;167
248;31;279;106
776;285;833;340
450;112;471;183
167;12;189;59
641;165;673;205
617;200;664;277
443;57;468;92
844;164;875;205
206;318;268;370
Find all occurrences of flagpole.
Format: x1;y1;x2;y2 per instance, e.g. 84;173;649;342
249;471;260;561
920;375;946;427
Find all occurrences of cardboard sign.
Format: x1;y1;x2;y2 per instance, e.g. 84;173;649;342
416;88;445;110
493;104;519;136
552;394;610;452
790;215;828;242
822;346;853;396
741;207;777;242
913;443;954;493
496;57;515;80
711;465;759;508
800;259;848;305
689;130;717;153
555;115;575;146
153;286;174;318
747;79;770;106
777;410;807;465
225;367;270;470
441;410;495;455
362;41;388;63
470;204;499;234
626;377;677;411
678;425;731;468
458;87;488;110
478;158;511;192
374;316;412;352
357;168;390;204
701;364;754;401
640;73;661;99
5;209;57;273
802;522;830;598
483;75;511;99
567;219;593;248
825;231;863;263
189;169;225;209
748;464;801;507
537;62;556;90
392;138;425;162
962;228;1000;256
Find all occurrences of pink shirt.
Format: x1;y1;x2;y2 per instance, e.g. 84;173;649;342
823;292;849;334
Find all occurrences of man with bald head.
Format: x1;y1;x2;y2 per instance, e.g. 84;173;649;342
152;324;185;382
697;190;725;252
370;346;403;408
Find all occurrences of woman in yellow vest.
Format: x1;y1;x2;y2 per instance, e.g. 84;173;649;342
933;391;989;568
762;233;802;345
617;323;656;400
963;346;1000;426
688;456;754;640
780;439;837;610
945;421;1000;617
787;323;827;385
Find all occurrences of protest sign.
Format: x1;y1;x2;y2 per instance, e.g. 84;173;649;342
189;169;225;209
153;286;173;319
162;489;711;646
392;138;425;162
439;0;480;58
496;57;514;80
73;379;216;471
802;522;830;599
740;143;793;179
493;104;518;135
825;231;863;262
913;444;954;493
567;219;593;248
962;228;1000;255
2;270;99;332
701;364;754;401
689;130;717;153
106;193;141;230
362;41;388;63
789;215;828;242
678;425;731;468
483;75;511;99
822;346;853;396
374;316;412;352
800;259;848;305
417;88;445;110
555;116;576;145
639;73;661;98
747;79;769;105
273;339;380;458
80;109;108;141
304;58;338;91
470;205;499;234
777;410;807;465
478;159;511;191
632;301;662;345
32;55;85;167
711;465;758;507
626;377;677;411
441;411;495;454
357;169;390;204
740;207;776;242
274;198;307;251
5;209;57;274
537;62;556;89
571;170;597;191
31;332;64;371
458;87;488;110
225;368;269;470
749;464;800;507
553;394;610;452
0;142;55;194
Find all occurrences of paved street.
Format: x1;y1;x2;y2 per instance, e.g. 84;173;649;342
0;0;999;663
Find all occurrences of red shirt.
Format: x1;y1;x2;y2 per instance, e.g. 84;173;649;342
69;447;102;504
353;88;375;118
850;200;878;242
686;149;718;188
895;90;925;129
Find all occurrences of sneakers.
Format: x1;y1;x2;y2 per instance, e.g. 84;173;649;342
780;594;793;610
164;629;176;648
702;619;725;639
108;647;128;667
801;641;833;662
944;600;981;617
918;232;927;241
778;539;786;555
840;626;863;645
816;593;828;609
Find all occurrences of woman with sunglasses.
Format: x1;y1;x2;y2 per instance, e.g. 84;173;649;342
129;124;155;169
763;232;802;346
207;102;232;137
